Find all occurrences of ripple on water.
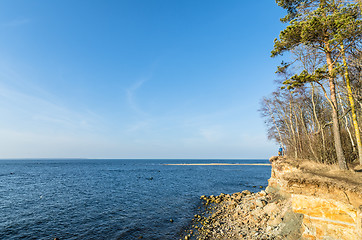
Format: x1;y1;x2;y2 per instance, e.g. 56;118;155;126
0;159;271;239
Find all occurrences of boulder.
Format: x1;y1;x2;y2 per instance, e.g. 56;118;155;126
255;199;267;208
269;156;279;162
353;165;362;172
242;190;251;196
263;202;279;215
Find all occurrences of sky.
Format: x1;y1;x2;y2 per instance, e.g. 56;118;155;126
0;0;286;159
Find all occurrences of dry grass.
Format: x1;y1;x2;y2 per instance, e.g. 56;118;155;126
282;157;362;195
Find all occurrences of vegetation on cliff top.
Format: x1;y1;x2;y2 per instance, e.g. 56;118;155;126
261;0;362;169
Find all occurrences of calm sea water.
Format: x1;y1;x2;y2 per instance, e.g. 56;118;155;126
0;159;271;240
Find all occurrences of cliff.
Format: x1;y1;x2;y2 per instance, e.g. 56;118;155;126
267;156;362;240
181;158;362;240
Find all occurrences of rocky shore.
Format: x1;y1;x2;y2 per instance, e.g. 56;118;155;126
180;188;301;240
180;156;362;240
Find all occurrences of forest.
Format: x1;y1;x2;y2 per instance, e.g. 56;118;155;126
260;0;362;169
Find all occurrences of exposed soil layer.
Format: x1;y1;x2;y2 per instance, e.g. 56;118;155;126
180;157;362;240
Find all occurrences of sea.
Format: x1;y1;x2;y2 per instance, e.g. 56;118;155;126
0;159;271;240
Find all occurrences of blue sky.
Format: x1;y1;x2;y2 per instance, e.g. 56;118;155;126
0;0;286;159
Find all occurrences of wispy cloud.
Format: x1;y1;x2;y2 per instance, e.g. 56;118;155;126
0;59;115;158
0;81;102;135
126;120;150;132
0;83;110;158
2;18;31;27
199;126;224;142
0;59;105;133
126;78;148;116
0;128;117;158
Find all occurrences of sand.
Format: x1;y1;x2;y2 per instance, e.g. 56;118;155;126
163;163;271;166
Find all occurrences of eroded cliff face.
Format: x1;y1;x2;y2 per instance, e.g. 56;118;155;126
267;157;362;240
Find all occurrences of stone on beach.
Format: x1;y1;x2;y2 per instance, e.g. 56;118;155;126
181;189;299;240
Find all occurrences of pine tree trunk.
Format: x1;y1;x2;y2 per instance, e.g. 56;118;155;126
338;92;356;154
325;50;348;169
341;44;362;165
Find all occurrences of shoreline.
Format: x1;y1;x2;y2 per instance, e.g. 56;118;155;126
180;190;291;240
180;156;362;240
163;163;271;166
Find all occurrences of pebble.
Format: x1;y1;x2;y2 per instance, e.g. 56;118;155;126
181;189;289;240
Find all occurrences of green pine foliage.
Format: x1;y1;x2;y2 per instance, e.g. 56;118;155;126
261;0;362;167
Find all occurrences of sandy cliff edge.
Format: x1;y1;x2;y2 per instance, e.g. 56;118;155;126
180;156;362;240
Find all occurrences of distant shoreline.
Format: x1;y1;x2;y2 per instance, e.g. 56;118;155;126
162;163;271;166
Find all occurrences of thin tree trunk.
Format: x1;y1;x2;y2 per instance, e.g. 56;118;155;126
321;128;327;163
288;95;298;158
325;48;348;169
266;103;285;152
299;105;318;160
310;83;326;161
275;106;295;157
338;92;356;153
341;44;362;165
293;107;303;157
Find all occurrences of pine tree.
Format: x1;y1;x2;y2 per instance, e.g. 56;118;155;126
272;0;362;169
